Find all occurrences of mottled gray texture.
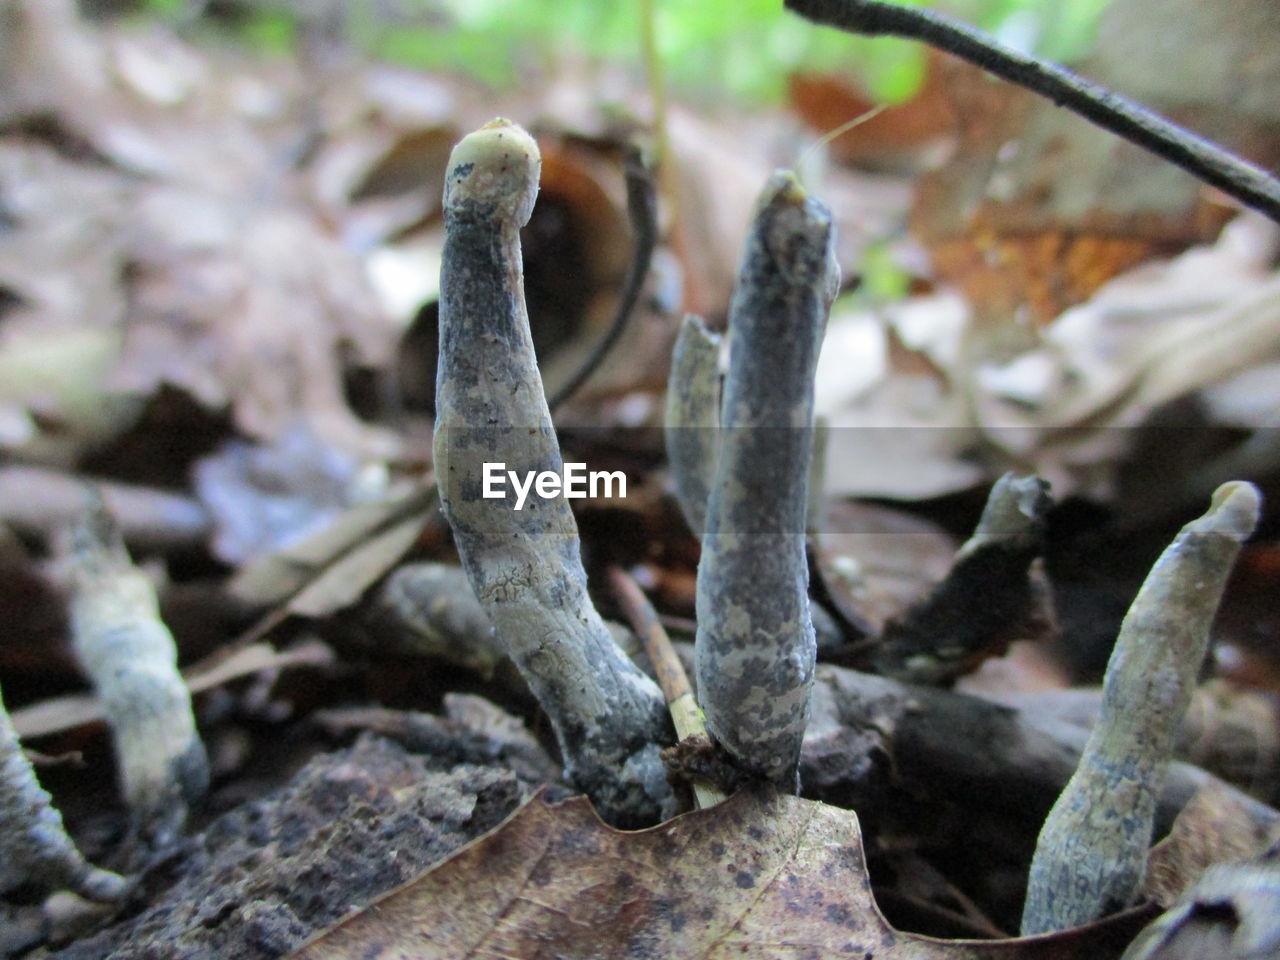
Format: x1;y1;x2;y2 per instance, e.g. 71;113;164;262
52;735;537;960
694;172;837;784
1022;481;1262;935
68;498;208;847
433;120;671;826
0;683;125;902
664;312;721;535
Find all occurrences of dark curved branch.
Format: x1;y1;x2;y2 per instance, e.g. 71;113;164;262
784;0;1280;224
548;146;658;411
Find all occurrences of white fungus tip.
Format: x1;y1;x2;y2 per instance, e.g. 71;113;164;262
444;118;541;226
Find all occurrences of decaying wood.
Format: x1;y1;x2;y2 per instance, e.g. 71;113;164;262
663;312;721;535
802;663;1280;853
67;494;209;846
0;683;126;903
873;473;1055;686
695;172;837;786
434;119;672;825
986;682;1280;807
1022;482;1262;934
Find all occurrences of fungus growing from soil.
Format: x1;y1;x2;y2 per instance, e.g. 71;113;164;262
68;494;209;846
0;684;126;903
434;119;673;826
693;172;837;787
434;119;844;816
1022;480;1262;935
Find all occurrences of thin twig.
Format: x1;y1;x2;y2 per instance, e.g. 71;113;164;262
548;146;659;410
784;0;1280;224
607;566;726;809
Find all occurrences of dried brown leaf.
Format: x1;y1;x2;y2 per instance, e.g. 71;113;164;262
912;0;1280;334
293;788;1154;960
1;0;401;462
228;485;435;615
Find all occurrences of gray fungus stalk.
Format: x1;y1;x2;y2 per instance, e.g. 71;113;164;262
69;496;208;846
1022;481;1262;934
664;312;721;535
873;472;1053;686
1;684;126;902
695;172;838;785
433;119;672;825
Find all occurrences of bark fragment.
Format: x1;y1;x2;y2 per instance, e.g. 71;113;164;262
695;172;837;785
1022;481;1262;934
433;119;672;825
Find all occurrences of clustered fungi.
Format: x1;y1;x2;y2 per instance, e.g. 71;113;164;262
431;116;1271;940
2;116;1269;951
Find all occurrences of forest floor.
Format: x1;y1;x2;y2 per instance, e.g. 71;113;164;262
3;2;1280;958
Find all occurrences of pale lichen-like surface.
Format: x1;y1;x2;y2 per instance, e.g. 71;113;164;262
695;171;837;783
0;683;125;902
1022;481;1262;934
664;313;721;535
433;120;671;825
69;502;208;846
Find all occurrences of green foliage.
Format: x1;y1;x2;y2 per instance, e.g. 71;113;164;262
132;0;1111;107
856;241;913;304
139;0;186;14
239;8;296;53
357;0;1112;106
